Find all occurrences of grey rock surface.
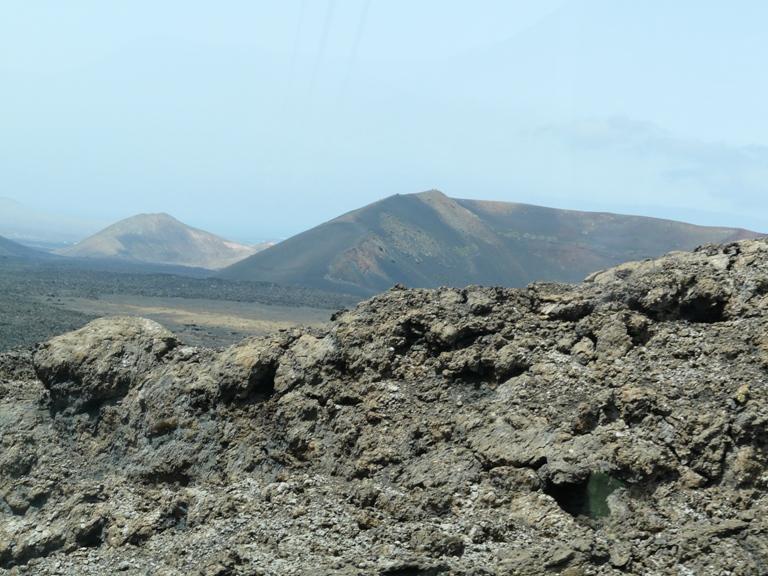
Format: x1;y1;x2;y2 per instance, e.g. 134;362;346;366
1;239;768;575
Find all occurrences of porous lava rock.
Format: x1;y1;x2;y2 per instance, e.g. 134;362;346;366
1;240;768;575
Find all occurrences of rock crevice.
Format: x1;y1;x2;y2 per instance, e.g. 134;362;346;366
1;239;768;574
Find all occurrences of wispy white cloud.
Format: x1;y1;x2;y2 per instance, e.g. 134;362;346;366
511;117;768;231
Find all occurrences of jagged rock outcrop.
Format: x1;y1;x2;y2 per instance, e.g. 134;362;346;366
33;317;181;412
1;239;768;575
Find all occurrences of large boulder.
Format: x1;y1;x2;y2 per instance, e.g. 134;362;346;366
33;316;179;411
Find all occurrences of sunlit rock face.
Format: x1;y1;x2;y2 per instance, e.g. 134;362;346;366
2;239;768;574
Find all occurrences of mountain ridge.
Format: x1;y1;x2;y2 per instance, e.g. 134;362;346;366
222;190;761;294
57;213;268;270
0;234;59;260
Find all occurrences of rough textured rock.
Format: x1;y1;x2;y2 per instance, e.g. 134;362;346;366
32;317;180;412
1;239;768;574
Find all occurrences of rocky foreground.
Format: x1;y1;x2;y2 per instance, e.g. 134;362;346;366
1;240;768;575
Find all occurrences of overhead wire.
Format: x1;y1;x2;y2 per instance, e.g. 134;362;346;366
282;0;308;119
339;0;372;106
306;0;336;115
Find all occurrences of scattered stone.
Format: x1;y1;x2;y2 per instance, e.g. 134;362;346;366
1;239;768;574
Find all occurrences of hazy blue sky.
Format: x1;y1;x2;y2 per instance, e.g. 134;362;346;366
1;1;767;241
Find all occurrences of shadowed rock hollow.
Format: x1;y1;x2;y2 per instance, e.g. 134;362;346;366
1;239;768;575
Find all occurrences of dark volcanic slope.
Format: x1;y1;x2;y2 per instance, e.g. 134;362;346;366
2;239;768;574
222;190;760;295
0;235;57;260
57;213;265;270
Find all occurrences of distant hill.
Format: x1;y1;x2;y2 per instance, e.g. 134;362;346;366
0;235;58;260
0;196;104;245
221;190;762;294
57;213;268;270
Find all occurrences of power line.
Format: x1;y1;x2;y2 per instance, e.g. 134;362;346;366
282;0;308;119
306;0;336;105
339;0;372;105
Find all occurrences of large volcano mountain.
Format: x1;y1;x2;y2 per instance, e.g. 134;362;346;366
222;190;760;294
